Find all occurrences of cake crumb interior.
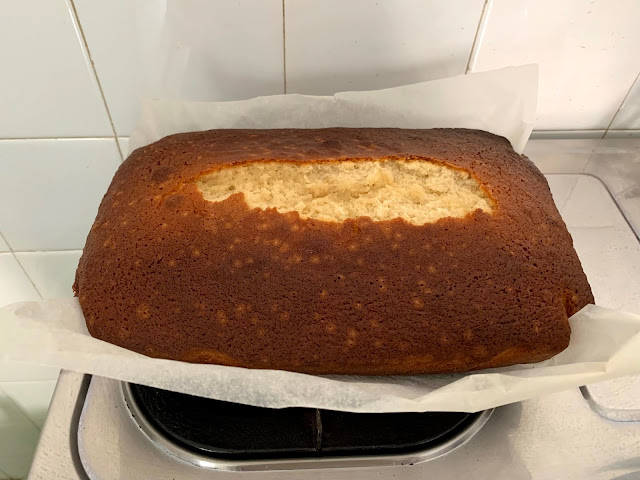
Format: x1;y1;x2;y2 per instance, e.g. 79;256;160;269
197;159;493;224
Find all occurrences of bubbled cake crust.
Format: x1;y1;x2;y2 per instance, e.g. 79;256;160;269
74;128;593;375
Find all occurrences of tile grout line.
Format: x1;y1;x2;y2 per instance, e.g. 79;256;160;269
0;384;43;433
0;232;44;299
529;129;607;139
282;0;287;94
68;0;124;162
603;69;640;139
0;131;636;143
8;247;82;300
533;129;607;133
605;129;640;136
12;255;44;300
0;231;10;253
11;249;85;254
0;379;58;385
465;0;492;74
0;136;117;141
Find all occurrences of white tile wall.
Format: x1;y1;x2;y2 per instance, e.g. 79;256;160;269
471;0;640;131
605;130;640;139
0;235;8;253
0;253;60;384
530;130;607;140
118;137;130;159
0;139;121;251
74;0;285;136
2;0;633;141
0;391;41;479
15;251;82;299
0;363;60;384
0;253;56;478
0;0;112;138
285;0;484;95
610;74;640;130
65;0;640;137
0;254;40;306
0;382;57;429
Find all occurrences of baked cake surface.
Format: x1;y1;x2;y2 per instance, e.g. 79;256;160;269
74;128;593;375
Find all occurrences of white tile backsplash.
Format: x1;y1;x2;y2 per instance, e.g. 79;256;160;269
0;362;60;384
472;0;640;131
0;139;121;251
604;130;640;139
15;251;82;299
0;389;36;429
0;254;40;307
1;381;57;428
0;253;59;384
118;137;130;159
0;0;111;138
530;130;606;140
74;0;285;136
560;175;618;228
0;390;41;478
0;1;637;140
610;74;640;130
0;452;39;480
285;0;484;95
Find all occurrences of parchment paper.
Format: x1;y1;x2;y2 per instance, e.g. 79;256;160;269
3;65;639;413
129;65;538;155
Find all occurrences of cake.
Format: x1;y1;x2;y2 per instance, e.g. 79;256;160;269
74;128;593;375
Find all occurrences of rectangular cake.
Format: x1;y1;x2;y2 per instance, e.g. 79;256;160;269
74;128;593;375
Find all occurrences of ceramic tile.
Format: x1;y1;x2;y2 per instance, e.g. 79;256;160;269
557;175;614;228
118;137;130;159
0;454;35;480
0;387;31;426
0;0;111;137
604;130;640;139
74;0;285;136
0;139;121;251
1;381;57;428
15;251;82;299
0;235;8;253
546;175;578;213
0;362;60;384
0;254;40;307
472;0;640;130
530;130;605;140
0;421;39;453
610;74;640;130
285;0;484;95
570;223;640;311
0;253;59;383
552;174;640;311
0;391;40;479
524;139;599;174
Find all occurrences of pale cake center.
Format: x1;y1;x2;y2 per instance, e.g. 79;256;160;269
197;159;493;224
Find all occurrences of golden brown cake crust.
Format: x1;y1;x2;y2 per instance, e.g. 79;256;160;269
74;128;593;375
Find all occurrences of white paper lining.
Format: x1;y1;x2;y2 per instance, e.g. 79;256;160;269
129;65;538;155
3;65;640;413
